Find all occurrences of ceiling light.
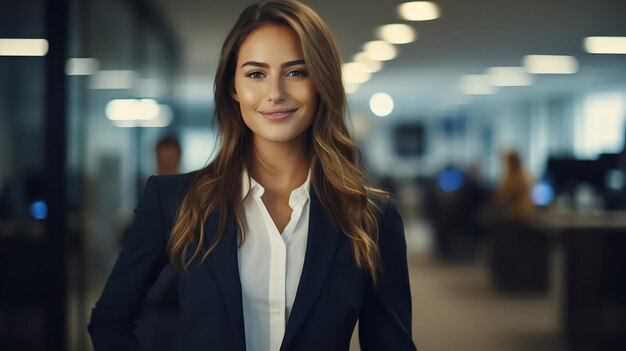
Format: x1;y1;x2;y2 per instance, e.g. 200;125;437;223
105;99;160;121
460;75;496;95
344;82;359;94
363;40;397;61
112;121;140;128
398;1;441;21
584;36;626;54
487;67;534;86
0;38;48;56
523;55;578;74
353;52;383;73
143;104;173;127
134;78;166;97
377;24;416;44
89;70;135;89
370;92;394;117
342;62;371;84
65;58;99;75
113;105;172;128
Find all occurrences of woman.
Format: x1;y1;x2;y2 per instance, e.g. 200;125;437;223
493;149;535;220
87;1;415;350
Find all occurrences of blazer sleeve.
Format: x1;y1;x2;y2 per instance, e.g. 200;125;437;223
87;176;170;351
359;200;417;350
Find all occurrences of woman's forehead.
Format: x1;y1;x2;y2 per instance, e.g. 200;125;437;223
236;24;304;66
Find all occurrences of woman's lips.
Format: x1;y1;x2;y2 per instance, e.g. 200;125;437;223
258;108;298;121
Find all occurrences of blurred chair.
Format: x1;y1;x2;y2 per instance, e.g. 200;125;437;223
425;167;487;262
485;215;550;293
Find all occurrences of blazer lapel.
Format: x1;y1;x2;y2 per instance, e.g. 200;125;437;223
205;214;246;351
281;190;340;351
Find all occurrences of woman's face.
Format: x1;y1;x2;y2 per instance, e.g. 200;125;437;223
233;24;318;146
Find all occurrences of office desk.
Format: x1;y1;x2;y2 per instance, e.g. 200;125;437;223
536;212;626;350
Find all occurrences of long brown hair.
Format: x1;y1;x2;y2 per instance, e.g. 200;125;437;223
494;149;535;219
168;0;388;281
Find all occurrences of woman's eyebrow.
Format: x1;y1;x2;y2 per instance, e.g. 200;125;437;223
240;59;305;69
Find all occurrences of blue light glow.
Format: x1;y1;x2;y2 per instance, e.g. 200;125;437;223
532;182;554;206
30;200;47;220
439;169;464;192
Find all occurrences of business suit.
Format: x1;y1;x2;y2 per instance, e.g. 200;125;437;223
88;172;416;351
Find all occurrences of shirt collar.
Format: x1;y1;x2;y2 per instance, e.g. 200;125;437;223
241;168;263;200
241;168;311;209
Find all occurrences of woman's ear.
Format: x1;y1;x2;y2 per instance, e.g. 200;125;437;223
231;86;239;102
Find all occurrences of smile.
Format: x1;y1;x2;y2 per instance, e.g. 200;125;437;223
258;108;298;121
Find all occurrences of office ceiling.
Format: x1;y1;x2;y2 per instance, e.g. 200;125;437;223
150;0;626;119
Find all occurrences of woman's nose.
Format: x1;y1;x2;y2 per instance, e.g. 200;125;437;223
267;76;286;103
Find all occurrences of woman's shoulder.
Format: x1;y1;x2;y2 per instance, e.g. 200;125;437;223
372;195;407;263
146;171;199;211
379;197;401;225
151;171;197;192
366;193;401;235
370;191;395;218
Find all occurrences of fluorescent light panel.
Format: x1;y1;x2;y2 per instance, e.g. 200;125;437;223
398;1;441;21
113;105;173;128
584;36;626;54
342;62;371;84
487;67;534;86
378;24;416;44
460;75;496;95
90;70;135;89
65;58;99;75
363;40;397;61
344;82;359;94
353;52;383;73
105;99;160;121
134;78;166;98
523;55;578;74
0;39;48;56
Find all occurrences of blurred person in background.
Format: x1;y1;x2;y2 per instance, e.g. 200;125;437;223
460;163;489;257
155;135;182;176
483;150;549;293
492;149;535;220
87;1;415;350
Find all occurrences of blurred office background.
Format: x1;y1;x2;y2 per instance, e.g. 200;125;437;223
1;0;626;350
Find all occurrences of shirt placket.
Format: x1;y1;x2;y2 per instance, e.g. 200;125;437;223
255;196;287;351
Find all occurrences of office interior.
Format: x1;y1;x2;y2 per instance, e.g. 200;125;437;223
1;0;626;350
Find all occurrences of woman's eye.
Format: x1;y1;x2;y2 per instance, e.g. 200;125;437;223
287;69;307;77
246;71;265;79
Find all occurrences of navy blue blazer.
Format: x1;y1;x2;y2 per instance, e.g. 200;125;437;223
88;173;416;351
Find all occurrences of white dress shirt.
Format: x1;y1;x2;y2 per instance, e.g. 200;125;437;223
238;169;311;351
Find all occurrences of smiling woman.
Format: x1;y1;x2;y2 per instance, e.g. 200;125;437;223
87;1;416;351
234;24;318;145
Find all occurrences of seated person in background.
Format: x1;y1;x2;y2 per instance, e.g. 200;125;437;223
492;149;536;220
487;150;548;292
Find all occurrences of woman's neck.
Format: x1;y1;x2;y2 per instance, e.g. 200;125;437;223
248;136;310;195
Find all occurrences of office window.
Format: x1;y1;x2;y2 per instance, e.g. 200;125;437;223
575;91;626;159
181;127;219;172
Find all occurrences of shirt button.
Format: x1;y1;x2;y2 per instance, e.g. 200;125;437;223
272;309;282;316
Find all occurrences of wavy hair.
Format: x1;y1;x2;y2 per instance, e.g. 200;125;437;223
168;0;388;281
